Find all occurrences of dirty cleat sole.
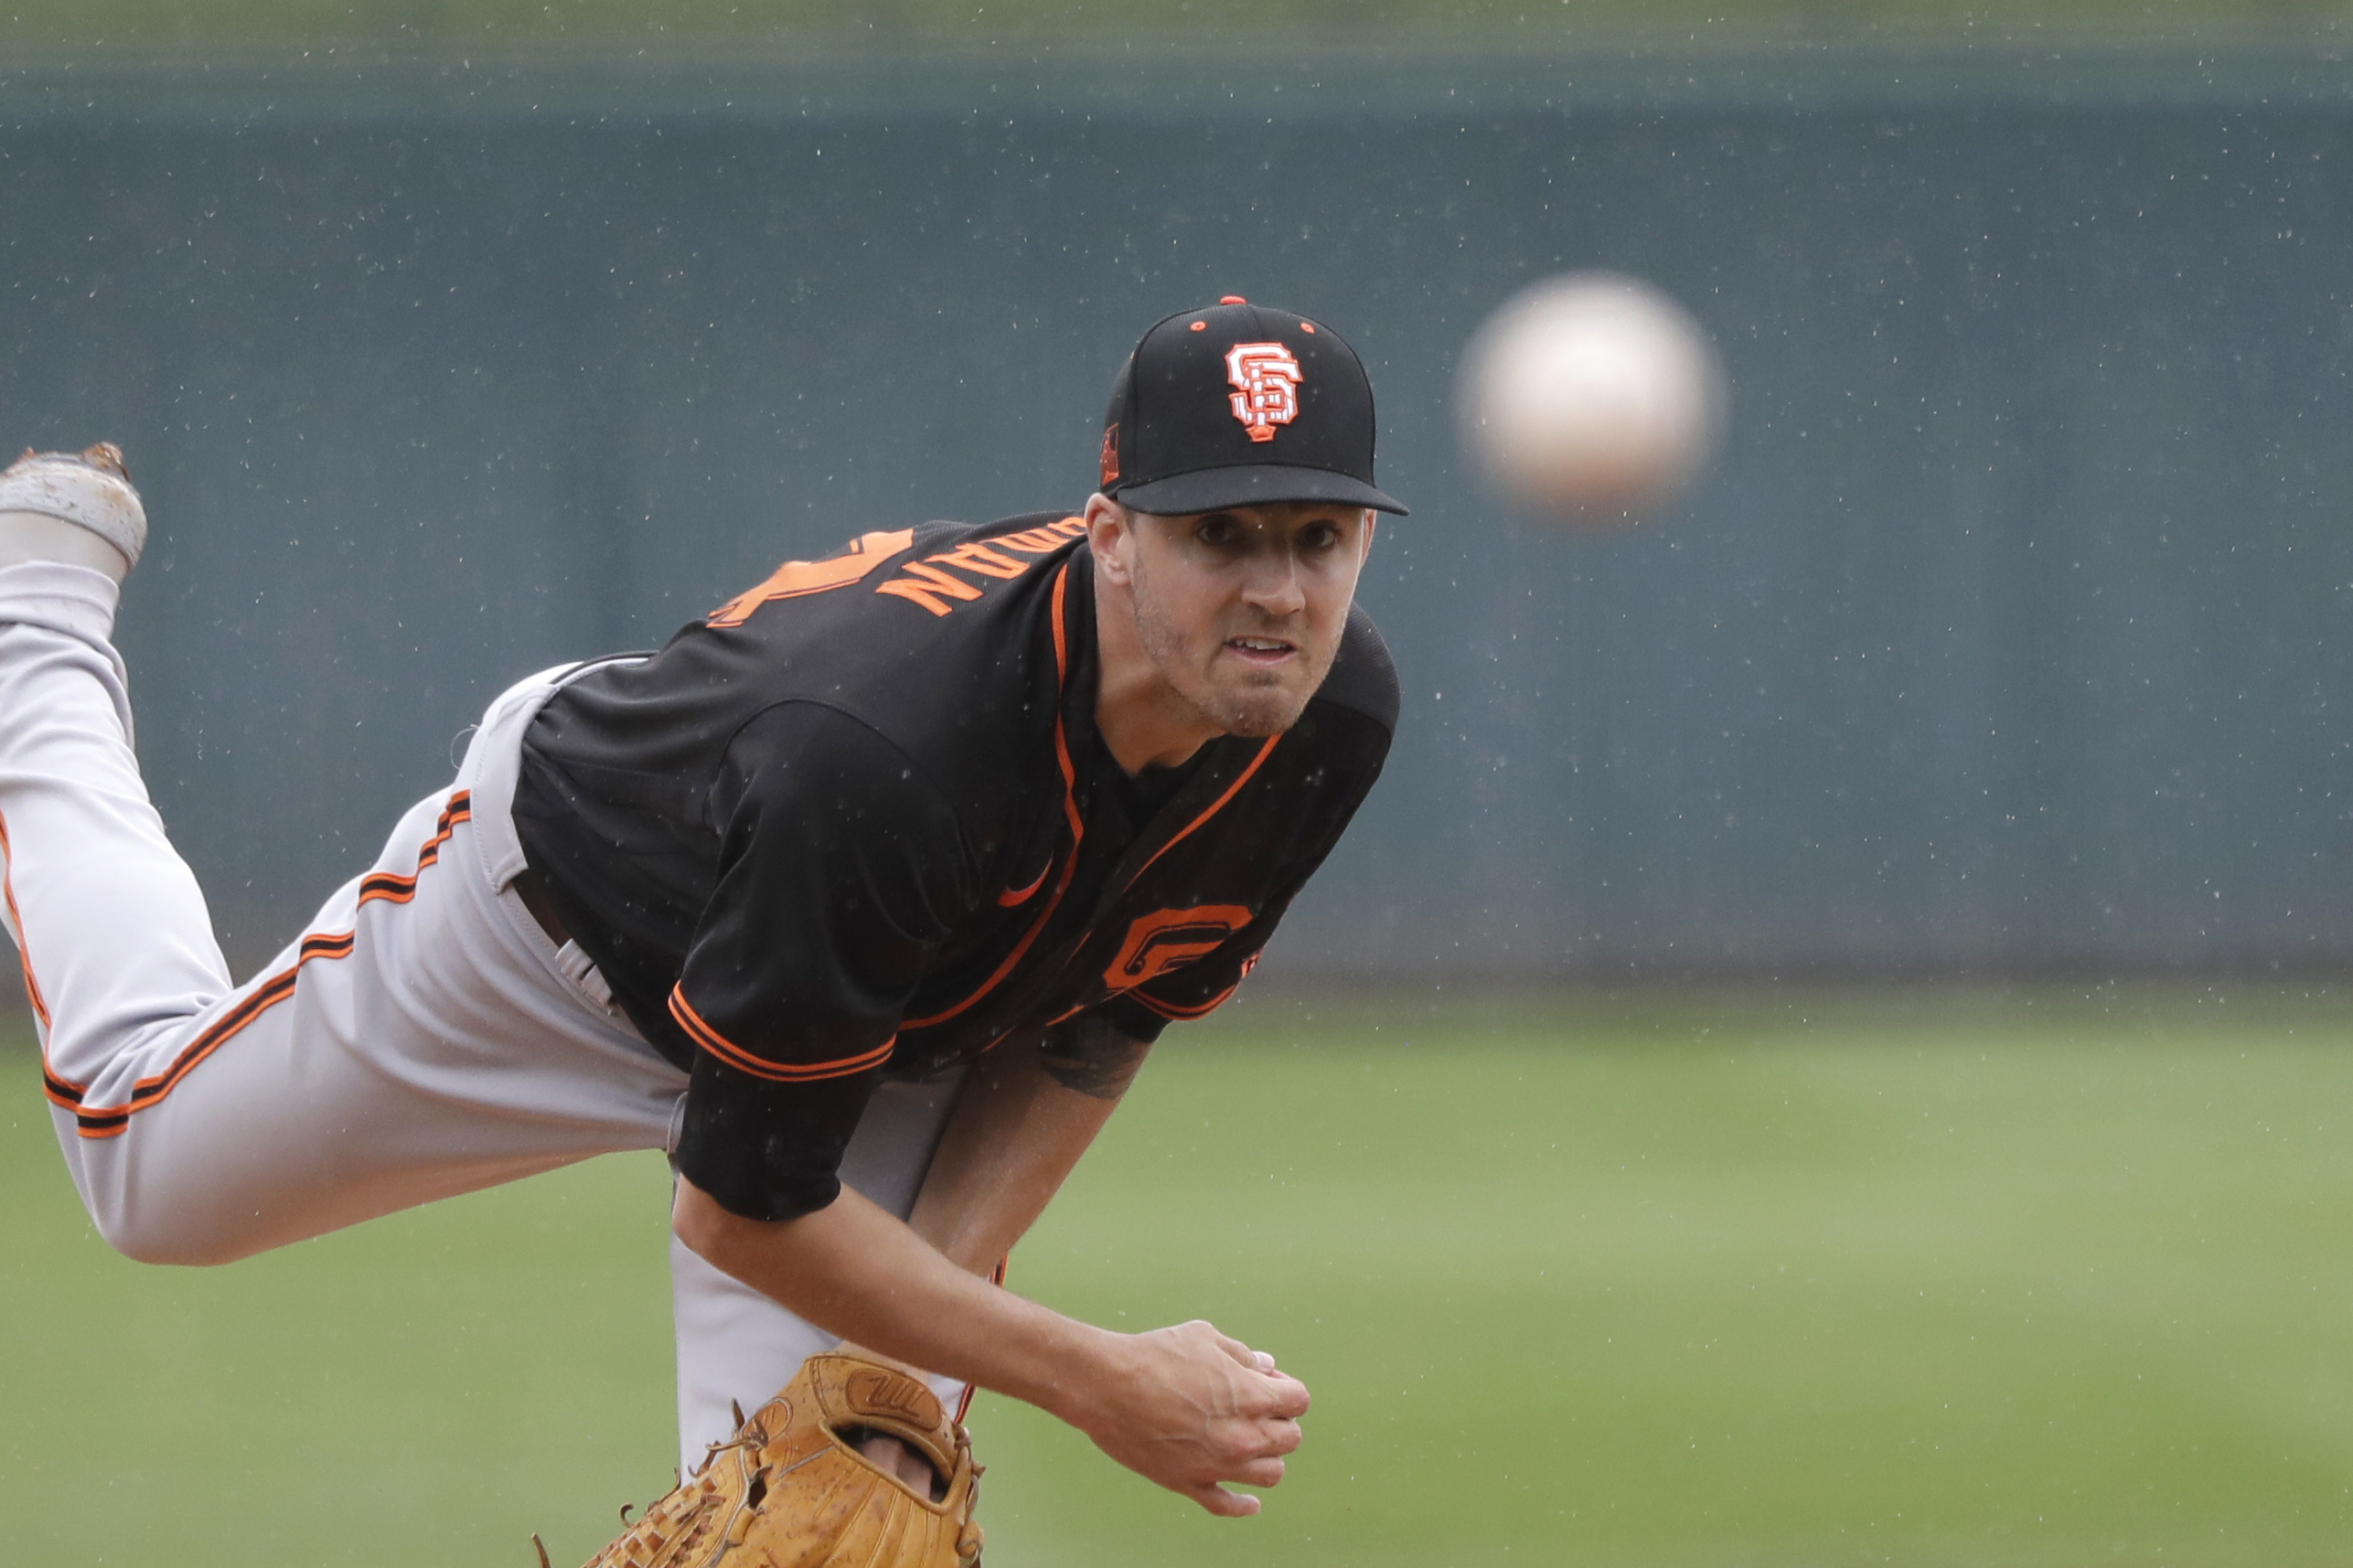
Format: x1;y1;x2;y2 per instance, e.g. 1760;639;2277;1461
0;442;148;581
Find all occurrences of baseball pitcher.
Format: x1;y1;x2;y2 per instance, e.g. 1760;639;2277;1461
0;297;1405;1564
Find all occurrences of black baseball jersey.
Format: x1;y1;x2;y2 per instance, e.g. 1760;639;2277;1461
510;512;1396;1221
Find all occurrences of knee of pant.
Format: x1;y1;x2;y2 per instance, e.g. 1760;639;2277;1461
91;1201;252;1267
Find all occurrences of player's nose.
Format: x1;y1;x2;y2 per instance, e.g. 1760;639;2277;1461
1235;550;1307;617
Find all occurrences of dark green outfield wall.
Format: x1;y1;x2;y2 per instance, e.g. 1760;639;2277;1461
2;54;2347;977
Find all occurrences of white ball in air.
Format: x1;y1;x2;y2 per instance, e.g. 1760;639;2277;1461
1458;272;1727;527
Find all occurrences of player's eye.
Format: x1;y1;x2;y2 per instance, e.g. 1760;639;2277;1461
1194;516;1241;548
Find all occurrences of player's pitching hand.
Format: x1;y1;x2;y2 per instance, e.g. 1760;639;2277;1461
1074;1318;1310;1516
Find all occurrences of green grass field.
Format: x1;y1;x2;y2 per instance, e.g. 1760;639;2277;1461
5;984;2352;1567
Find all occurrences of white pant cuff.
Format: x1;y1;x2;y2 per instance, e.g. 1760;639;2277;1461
0;560;122;645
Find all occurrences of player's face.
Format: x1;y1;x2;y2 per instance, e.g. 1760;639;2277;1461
1113;500;1376;740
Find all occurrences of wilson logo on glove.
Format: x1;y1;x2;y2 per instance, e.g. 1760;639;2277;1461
847;1368;939;1426
554;1353;984;1568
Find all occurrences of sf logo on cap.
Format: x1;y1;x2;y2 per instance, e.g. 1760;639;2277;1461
1225;342;1303;443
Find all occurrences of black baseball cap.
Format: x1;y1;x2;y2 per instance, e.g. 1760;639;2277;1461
1098;297;1407;517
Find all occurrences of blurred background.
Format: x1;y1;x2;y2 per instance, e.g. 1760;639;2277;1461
3;5;2351;1566
2;4;2348;975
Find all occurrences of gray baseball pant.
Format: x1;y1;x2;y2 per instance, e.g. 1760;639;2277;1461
0;560;965;1474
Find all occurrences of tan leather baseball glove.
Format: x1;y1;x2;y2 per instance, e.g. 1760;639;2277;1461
551;1353;983;1568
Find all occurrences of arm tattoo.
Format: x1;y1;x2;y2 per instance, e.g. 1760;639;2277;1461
1036;1016;1151;1102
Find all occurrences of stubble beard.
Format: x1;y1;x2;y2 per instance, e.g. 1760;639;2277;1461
1127;558;1332;740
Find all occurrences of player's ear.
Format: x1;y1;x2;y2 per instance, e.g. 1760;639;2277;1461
1085;493;1139;588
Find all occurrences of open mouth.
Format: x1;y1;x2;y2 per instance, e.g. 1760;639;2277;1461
1224;635;1297;667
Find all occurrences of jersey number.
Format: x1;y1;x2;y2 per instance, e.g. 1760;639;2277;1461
708;529;916;627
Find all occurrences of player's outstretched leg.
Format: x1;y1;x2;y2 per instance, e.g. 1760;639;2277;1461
0;445;690;1264
0;447;246;1201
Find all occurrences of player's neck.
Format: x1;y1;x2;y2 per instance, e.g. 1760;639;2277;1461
1090;564;1223;776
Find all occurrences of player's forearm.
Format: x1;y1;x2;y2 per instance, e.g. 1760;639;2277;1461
671;1174;1125;1425
906;1021;1150;1275
674;1157;1311;1516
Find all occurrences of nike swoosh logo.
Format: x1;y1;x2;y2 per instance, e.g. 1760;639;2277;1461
996;859;1053;907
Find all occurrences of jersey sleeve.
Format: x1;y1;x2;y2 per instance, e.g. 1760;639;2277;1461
671;701;979;1221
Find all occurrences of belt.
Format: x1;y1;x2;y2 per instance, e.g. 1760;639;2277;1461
510;869;573;949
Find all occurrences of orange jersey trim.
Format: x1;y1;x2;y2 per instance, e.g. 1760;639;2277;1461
668;985;896;1083
1128;982;1242;1023
902;562;1084;1033
1118;736;1280;899
904;568;1276;1037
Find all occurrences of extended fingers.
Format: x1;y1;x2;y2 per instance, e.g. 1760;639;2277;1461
1192;1442;1289;1509
1206;1334;1310;1418
1199;1322;1291;1381
1231;1453;1289;1488
1203;1411;1300;1491
1190;1483;1263;1518
1231;1413;1299;1478
1245;1368;1311;1420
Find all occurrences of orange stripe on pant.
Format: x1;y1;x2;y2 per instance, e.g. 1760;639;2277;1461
0;806;56;1036
57;792;470;1139
358;793;473;906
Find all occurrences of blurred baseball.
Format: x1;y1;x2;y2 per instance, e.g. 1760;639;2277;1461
1458;272;1726;526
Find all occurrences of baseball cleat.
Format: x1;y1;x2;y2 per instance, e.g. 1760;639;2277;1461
0;442;148;581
